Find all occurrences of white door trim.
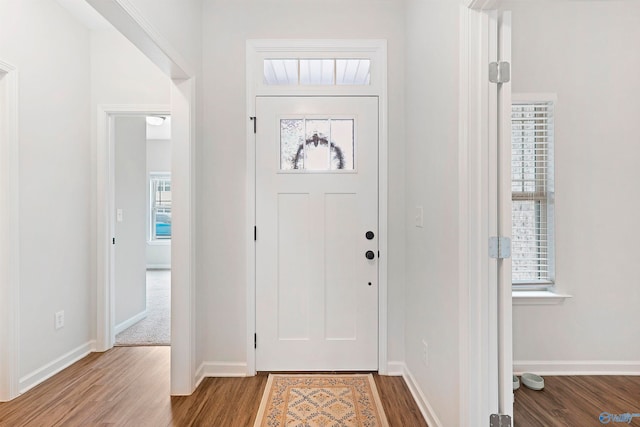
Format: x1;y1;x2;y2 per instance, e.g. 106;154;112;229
95;100;200;395
0;60;20;402
96;104;171;353
460;3;512;424
246;39;388;375
96;98;197;396
496;11;514;418
459;8;492;423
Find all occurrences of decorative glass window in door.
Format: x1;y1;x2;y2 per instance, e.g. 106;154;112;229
280;119;354;171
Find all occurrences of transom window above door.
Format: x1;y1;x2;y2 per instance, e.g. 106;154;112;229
264;59;371;86
280;118;355;171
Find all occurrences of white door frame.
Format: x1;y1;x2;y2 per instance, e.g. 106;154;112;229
496;11;514;419
460;1;513;423
88;0;197;396
96;95;197;397
0;60;20;402
95;104;171;352
246;40;388;375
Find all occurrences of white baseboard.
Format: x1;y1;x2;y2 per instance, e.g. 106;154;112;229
114;310;147;335
19;340;95;394
401;363;443;427
146;264;171;270
514;360;640;376
195;361;248;388
386;361;405;376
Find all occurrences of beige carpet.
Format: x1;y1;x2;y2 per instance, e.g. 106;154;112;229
254;374;389;427
115;269;170;346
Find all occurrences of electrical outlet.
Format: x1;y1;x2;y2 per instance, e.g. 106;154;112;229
422;340;428;366
415;206;424;228
55;310;64;330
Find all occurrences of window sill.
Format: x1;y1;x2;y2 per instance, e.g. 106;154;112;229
512;290;572;306
148;240;171;246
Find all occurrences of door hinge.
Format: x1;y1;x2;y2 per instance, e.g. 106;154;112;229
254;333;257;349
490;414;512;427
489;61;511;84
489;236;511;259
250;116;257;134
112;237;116;245
254;226;257;241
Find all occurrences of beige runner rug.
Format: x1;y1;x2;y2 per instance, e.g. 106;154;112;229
254;374;389;427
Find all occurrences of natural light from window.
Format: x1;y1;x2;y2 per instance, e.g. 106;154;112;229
150;173;171;242
263;59;371;86
511;101;555;288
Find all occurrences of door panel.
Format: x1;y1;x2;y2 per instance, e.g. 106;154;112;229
324;193;358;340
256;96;378;371
277;192;312;340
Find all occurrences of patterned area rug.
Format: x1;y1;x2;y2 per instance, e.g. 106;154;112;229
254;374;389;427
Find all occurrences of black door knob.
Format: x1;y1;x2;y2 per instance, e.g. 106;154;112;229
365;231;375;240
365;250;375;260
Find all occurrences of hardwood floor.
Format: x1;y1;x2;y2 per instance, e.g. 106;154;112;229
6;347;637;426
514;375;640;426
0;347;427;427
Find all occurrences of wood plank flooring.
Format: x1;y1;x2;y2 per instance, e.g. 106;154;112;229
0;347;427;427
4;346;639;426
514;375;640;426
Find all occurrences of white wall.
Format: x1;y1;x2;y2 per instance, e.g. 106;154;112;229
404;0;461;424
503;1;640;368
114;117;147;326
126;0;203;77
146;137;171;268
0;0;92;380
90;29;171;106
199;0;406;371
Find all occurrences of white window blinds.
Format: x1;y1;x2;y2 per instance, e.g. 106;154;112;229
511;101;555;285
150;174;172;241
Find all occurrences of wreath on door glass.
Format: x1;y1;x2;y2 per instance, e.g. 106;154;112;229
292;132;345;170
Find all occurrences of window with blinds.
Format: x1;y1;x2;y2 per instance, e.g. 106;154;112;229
511;101;555;286
150;173;172;241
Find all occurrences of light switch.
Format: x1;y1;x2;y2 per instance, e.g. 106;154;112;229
415;206;424;228
117;209;123;222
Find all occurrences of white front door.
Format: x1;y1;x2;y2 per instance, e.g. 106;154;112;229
255;96;379;371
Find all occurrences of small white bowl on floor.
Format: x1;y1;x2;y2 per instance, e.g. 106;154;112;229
521;373;544;390
512;375;520;390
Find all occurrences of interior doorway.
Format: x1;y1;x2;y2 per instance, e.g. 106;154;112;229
112;115;172;346
95;105;171;353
